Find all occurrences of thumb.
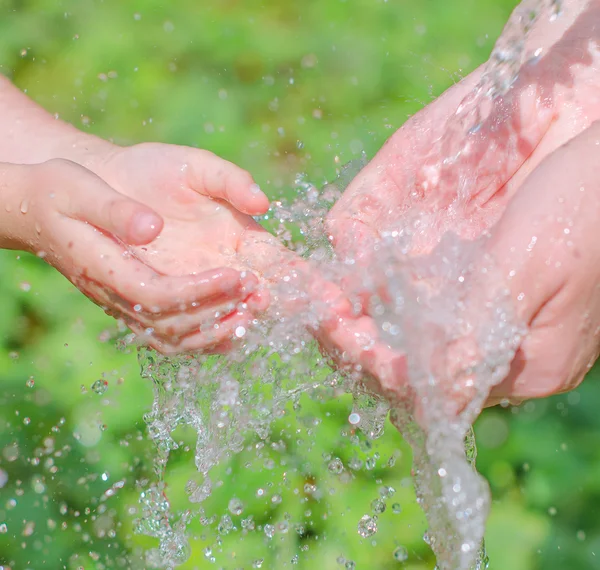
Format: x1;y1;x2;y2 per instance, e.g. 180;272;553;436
481;122;600;402
483;122;600;326
42;159;164;245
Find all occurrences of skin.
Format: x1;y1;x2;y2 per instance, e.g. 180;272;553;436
324;0;600;407
0;75;275;353
0;75;383;360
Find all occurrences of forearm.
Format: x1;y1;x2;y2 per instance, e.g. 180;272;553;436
0;161;33;250
0;74;113;169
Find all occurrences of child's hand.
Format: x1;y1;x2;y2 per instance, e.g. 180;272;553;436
86;142;277;353
0;158;261;353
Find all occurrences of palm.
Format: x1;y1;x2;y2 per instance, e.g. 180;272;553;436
100;142;273;277
323;6;600;405
329;4;600;258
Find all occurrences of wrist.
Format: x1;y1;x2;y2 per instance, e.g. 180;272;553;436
0;162;35;251
51;130;119;176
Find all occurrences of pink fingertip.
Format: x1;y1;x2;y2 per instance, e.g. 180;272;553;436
241;183;270;215
246;289;270;313
130;210;164;245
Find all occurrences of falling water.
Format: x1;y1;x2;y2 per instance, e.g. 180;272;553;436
135;1;566;568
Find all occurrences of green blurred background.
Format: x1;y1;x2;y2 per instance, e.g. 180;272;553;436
1;0;600;568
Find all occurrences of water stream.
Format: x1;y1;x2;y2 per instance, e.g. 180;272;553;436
135;1;566;568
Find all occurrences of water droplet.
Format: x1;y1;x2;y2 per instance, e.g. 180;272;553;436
393;546;409;562
20;200;29;214
328;458;344;474
264;524;275;539
228;497;244;516
392;503;402;514
0;523;7;533
25;377;35;388
348;412;361;425
252;560;264;569
357;514;377;538
371;498;386;514
217;514;233;534
91;379;108;395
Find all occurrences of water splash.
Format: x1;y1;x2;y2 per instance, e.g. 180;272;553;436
133;1;566;568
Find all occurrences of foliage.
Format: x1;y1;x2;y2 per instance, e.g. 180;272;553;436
1;1;599;569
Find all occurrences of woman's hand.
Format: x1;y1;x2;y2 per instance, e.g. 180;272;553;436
319;0;600;406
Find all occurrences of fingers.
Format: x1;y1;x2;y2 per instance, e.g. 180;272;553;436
478;121;600;402
128;308;256;355
54;215;258;319
184;150;270;216
34;159;164;246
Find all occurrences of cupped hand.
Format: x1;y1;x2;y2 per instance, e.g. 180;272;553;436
483;121;600;405
328;0;600;259
87;142;279;353
321;1;600;405
82;141;396;361
1;158;257;352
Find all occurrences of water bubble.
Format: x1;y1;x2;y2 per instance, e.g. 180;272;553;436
91;379;108;395
264;524;275;539
25;377;35;388
0;523;7;534
392;503;402;514
252;560;264;569
357;514;378;538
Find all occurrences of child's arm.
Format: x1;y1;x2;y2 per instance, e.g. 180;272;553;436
0;74;110;168
0;74;274;354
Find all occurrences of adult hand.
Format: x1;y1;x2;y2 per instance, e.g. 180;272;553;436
322;0;600;405
482;121;600;405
